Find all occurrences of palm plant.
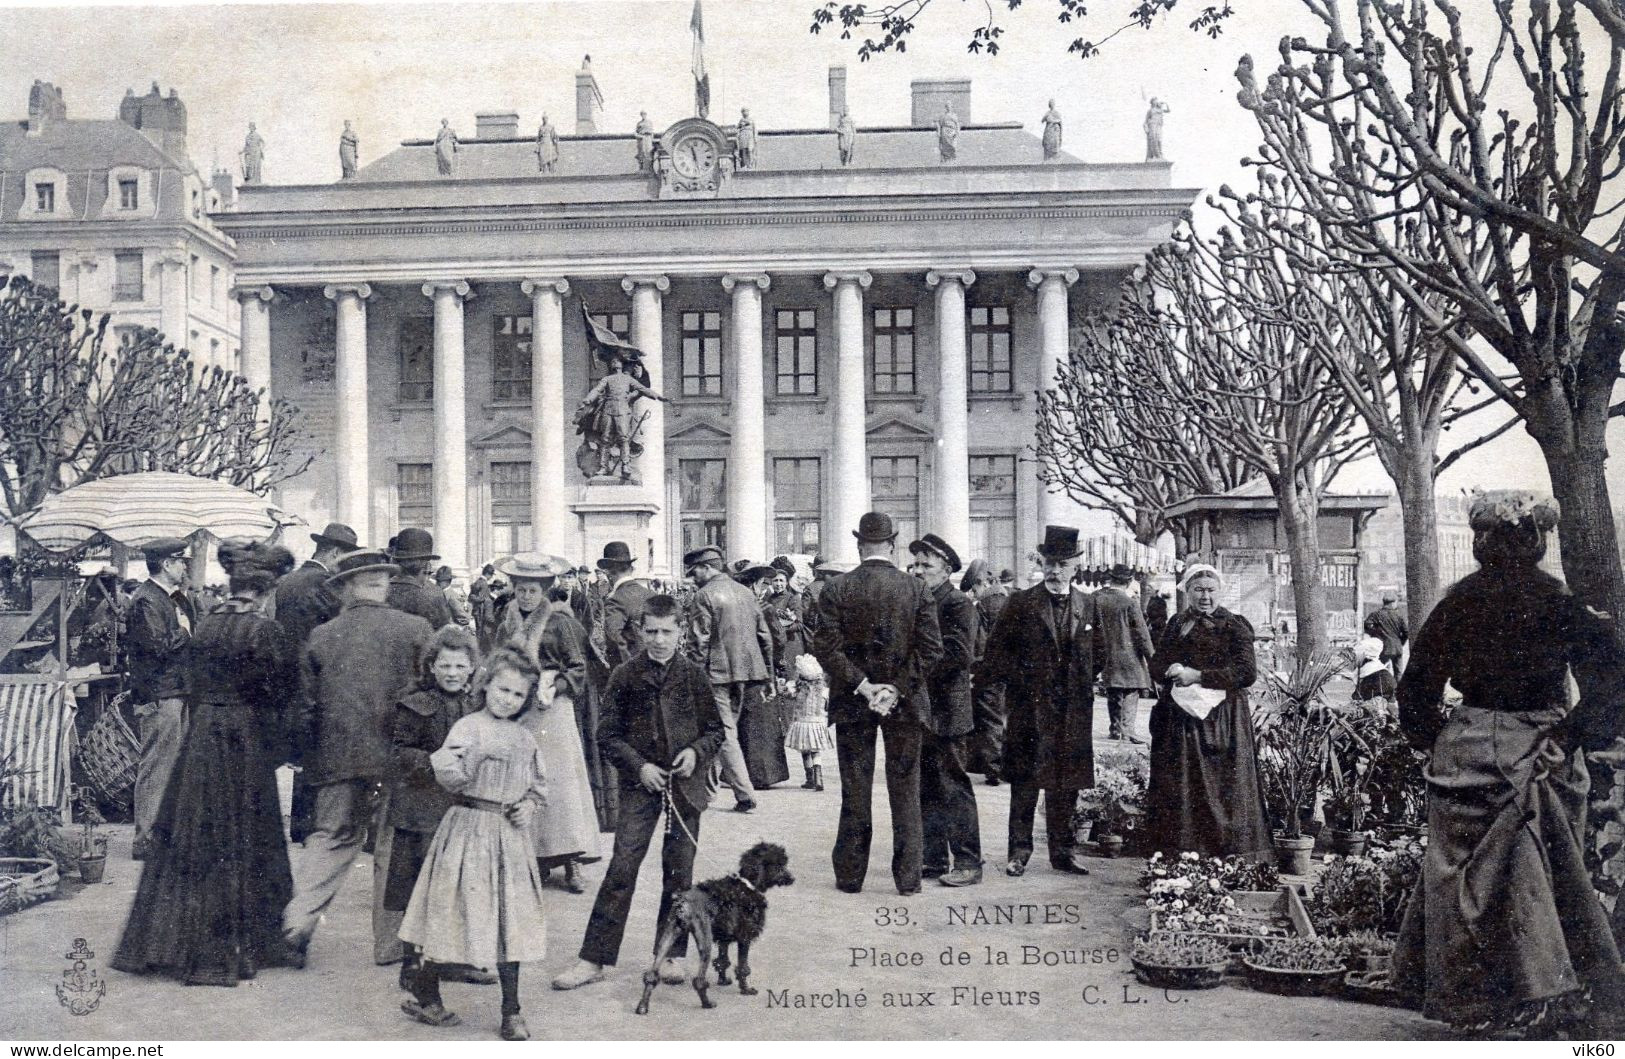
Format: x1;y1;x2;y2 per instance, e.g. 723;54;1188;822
1253;652;1346;839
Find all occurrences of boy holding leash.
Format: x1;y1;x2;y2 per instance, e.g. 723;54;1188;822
551;594;725;990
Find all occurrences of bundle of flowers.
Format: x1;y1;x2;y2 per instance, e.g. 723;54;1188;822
1139;852;1284;934
1075;754;1149;837
1308;838;1425;936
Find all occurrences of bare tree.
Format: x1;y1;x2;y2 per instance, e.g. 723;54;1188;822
1236;0;1625;625
0;275;314;516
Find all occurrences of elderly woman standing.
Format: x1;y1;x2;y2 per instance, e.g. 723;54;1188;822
1143;563;1271;860
1392;493;1625;1034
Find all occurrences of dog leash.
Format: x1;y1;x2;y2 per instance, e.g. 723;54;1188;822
662;783;702;849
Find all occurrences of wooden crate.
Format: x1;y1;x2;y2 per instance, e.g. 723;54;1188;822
1149;885;1317;947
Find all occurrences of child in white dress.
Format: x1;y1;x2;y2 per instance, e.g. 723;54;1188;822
783;652;833;791
398;646;549;1041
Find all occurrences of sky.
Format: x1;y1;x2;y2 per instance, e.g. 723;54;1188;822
2;0;1611;505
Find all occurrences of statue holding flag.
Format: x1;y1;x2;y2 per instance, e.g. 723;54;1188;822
575;303;668;482
691;0;710;119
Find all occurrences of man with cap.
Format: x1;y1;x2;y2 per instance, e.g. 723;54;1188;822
274;522;360;843
282;549;435;966
908;533;982;887
682;544;774;812
598;541;651;671
811;513;943;895
961;558;1011;785
1095;563;1155;744
1367;592;1408;677
125;536;197;859
974;526;1102;878
385;528;454;629
435;565;474;629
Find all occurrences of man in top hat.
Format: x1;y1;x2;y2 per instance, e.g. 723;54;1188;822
598;541;652;671
908;533;981;887
283;549;435;966
811;513;943;895
1095;563;1155;744
385;527;454;629
974;525;1102;878
125;536;197;859
682;544;774;813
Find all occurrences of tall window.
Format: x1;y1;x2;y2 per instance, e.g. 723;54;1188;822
210;265;220;307
680;458;727;554
871;307;915;394
969;305;1013;393
398;317;434;402
34;184;54;213
492;314;533;400
118;179;139;210
30;251;60;291
680;311;723;396
589;310;631;383
489;460;533;556
774;309;818;395
397;463;433;530
190;255;200;301
773;457;821;554
870;455;921;546
969;454;1018;575
112;251;142;301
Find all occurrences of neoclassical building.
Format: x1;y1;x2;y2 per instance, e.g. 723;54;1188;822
218;66;1196;574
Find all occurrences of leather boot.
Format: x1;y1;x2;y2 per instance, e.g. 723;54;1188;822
812;764;825;791
801;764;816;790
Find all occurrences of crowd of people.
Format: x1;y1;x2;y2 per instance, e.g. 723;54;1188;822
93;488;1625;1038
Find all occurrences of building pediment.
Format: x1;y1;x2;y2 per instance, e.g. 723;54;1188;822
472;423;531;448
867;416;933;440
669;419;730;443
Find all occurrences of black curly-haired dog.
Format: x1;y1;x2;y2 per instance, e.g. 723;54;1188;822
634;842;794;1014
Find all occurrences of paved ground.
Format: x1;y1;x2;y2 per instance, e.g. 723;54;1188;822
0;700;1451;1041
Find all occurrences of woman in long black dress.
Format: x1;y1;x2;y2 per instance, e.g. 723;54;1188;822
1142;563;1271;859
113;540;297;986
1391;492;1625;1033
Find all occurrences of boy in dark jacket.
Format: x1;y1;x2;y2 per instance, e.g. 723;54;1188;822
551;594;724;991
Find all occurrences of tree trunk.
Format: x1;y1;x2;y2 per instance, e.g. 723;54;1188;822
1275;474;1329;666
1393;451;1442;629
1542;436;1625;630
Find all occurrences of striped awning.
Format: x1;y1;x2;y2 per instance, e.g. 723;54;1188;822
12;472;302;552
0;678;74;813
1078;533;1182;575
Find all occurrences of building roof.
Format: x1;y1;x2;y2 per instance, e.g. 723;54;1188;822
1163;477;1390;519
0;119;195;224
353;123;1079;184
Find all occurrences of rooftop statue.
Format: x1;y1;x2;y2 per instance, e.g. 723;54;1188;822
1041;99;1062;160
1145;98;1171;161
240;123;265;184
635;111;656;172
536;114;560;173
339;120;359;179
435;119;458;176
735;108;757;170
937;102;960;163
836;109;856;166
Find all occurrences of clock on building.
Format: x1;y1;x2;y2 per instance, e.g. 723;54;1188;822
656;117;733;199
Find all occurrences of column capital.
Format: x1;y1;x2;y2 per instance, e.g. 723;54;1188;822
621;274;670;294
823;270;873;291
231;284;275;305
925;269;976;289
421;280;472;300
721;272;771;292
520;277;570;297
323;282;374;301
1027;267;1080;289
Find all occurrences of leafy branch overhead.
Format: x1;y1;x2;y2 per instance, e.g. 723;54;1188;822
808;0;1234;60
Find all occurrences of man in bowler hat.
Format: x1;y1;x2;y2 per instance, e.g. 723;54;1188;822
811;513;943;895
598;541;651;670
125;536;196;859
385;528;454;629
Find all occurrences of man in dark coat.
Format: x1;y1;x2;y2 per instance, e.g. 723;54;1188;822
962;558;1010;785
598;541;652;669
1368;593;1409;676
975;525;1101;878
684;545;774;812
385;527;453;629
909;534;981;887
282;550;434;965
125;536;196;859
1095;563;1155;744
812;513;944;896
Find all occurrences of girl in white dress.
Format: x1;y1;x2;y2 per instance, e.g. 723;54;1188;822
523;590;602;892
398;646;549;1041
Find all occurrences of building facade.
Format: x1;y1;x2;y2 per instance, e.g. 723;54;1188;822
217;68;1197;574
0;82;239;372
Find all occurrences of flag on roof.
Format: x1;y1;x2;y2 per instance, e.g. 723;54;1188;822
691;0;710;119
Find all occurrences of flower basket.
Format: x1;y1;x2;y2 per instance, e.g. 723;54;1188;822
1243;959;1345;997
1131;933;1231;989
1241;937;1347;996
1132;957;1227;990
0;857;60;915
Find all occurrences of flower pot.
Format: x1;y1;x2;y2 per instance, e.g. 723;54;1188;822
1347;952;1391;975
1131;957;1227;990
1096;834;1125;859
1328;829;1368;857
1242;959;1344;997
78;854;106;884
1273;835;1315;875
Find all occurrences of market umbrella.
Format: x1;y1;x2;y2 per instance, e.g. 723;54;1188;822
1078;533;1182;576
11;471;302;552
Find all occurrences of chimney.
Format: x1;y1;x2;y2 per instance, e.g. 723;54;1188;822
576;55;604;135
476;111;520;139
26;80;66;134
910;79;971;127
828;65;847;129
210;168;235;211
122;82;188;159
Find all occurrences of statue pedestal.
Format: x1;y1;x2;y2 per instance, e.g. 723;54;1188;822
571;482;659;577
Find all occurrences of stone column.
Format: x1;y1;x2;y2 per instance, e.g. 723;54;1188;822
927;269;975;556
722;272;770;563
522;277;571;555
233;285;274;401
823;270;872;563
1028;267;1079;532
622;275;670;571
158;252;189;352
323;283;373;541
424;281;471;573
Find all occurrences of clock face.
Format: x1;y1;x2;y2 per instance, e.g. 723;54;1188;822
671;135;718;178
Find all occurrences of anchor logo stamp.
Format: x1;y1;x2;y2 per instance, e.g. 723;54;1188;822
55;937;106;1016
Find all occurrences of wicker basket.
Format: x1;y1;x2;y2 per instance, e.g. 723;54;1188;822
77;693;140;810
0;857;60;916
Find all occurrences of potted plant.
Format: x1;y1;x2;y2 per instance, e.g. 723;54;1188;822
1323;787;1370;856
74;789;107;884
1254;653;1345;874
1075;751;1147;858
1307;839;1425;937
1242;936;1348;996
1131;933;1231;989
1338;929;1395;973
